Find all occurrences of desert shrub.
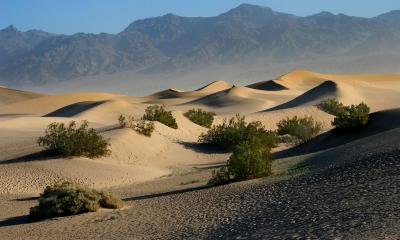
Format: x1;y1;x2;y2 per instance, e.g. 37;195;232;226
184;108;216;128
29;181;123;220
99;191;125;209
37;121;110;158
119;115;155;137
118;115;135;128
199;115;278;150
142;105;178;129
278;134;302;146
332;102;370;130
317;98;345;116
135;120;155;137
277;116;322;143
208;139;273;185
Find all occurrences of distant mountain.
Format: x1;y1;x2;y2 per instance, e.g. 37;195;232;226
1;4;400;87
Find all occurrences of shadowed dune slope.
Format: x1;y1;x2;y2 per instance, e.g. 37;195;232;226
0;92;120;116
149;80;233;100
0;87;44;106
274;108;400;159
266;80;338;111
276;70;400;90
44;101;108;117
246;80;289;91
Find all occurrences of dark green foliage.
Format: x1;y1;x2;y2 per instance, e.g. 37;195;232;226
119;115;155;137
208;139;273;185
184;108;216;128
332;102;370;130
37;121;110;158
277;116;322;143
142;105;178;129
317;98;345;116
199;115;278;150
29;182;124;220
228;139;273;180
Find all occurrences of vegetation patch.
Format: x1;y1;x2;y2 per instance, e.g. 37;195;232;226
38;121;110;158
208;138;274;186
29;181;123;221
277;116;322;143
332;102;370;130
199;114;278;150
184;108;216;128
317;98;344;116
142;105;178;129
119;115;155;137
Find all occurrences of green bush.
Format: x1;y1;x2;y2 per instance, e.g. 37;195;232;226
142;105;178;129
119;115;155;137
332;102;370;130
208;139;273;185
29;181;124;220
277;116;322;143
317;98;345;116
184;108;216;128
38;121;110;158
199;115;278;150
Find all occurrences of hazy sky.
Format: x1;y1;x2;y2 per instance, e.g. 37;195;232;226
2;0;400;34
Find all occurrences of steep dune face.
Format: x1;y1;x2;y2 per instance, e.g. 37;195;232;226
246;80;289;91
148;80;233;100
0;86;44;106
0;92;121;116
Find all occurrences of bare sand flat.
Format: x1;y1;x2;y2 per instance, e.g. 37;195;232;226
0;70;399;239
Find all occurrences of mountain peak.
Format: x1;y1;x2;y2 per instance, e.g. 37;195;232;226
224;3;274;16
1;24;19;33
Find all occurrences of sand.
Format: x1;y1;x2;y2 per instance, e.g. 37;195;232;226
0;69;399;239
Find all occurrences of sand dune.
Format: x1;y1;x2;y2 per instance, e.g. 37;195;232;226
0;86;44;106
246;80;289;91
0;69;399;195
148;80;233;100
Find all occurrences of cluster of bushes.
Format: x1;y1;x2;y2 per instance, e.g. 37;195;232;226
199;115;278;150
184;108;216;128
201;115;277;185
38;121;110;158
29;181;124;220
277;116;322;143
142;105;178;129
118;115;155;137
318;98;370;130
332;102;370;130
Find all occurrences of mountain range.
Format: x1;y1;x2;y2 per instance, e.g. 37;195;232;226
1;4;400;87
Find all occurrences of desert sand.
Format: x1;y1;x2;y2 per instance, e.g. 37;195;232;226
0;70;400;239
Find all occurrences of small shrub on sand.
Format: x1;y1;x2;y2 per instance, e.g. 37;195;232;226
99;191;125;209
277;116;322;143
184;108;216;128
142;105;178;129
29;181;123;220
119;115;155;137
38;121;110;158
209;139;273;185
135;120;155;137
317;98;345;116
199;114;278;150
332;102;370;130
